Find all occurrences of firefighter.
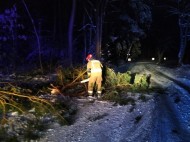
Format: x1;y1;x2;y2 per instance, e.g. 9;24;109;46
86;54;103;100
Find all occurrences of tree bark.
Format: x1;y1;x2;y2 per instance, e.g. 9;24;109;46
21;0;43;72
95;0;108;60
178;16;189;65
68;0;76;67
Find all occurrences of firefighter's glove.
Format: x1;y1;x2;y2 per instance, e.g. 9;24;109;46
87;73;91;78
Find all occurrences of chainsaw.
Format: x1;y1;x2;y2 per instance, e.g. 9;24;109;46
80;78;89;83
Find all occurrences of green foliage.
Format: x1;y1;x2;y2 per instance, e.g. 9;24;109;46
132;73;149;91
103;67;152;104
56;65;86;86
104;68;131;88
0;5;26;42
0;5;27;66
131;40;141;59
56;66;67;85
104;68;118;87
104;67;150;90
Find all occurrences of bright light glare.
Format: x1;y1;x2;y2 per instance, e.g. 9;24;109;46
164;57;166;60
128;58;131;61
152;57;155;61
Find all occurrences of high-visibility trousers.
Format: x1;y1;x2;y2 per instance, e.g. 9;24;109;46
88;72;102;95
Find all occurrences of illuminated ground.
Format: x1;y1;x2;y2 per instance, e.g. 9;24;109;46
40;62;190;142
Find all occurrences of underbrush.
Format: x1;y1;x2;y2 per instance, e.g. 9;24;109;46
0;75;76;141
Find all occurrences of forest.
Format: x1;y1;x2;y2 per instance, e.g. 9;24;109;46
0;0;189;73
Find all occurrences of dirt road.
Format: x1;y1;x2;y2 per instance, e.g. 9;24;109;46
144;63;190;142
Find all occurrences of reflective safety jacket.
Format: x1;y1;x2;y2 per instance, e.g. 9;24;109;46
87;59;102;77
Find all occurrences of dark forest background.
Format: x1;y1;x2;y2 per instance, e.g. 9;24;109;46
0;0;189;74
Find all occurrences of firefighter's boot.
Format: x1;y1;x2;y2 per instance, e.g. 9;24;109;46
87;91;96;101
97;91;102;99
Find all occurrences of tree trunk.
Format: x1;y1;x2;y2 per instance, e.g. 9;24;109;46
95;0;108;60
95;13;101;59
178;34;186;65
68;0;76;67
53;0;57;40
22;0;43;72
83;16;87;64
178;17;188;65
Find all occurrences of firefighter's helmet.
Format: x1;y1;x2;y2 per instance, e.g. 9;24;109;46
86;54;92;61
